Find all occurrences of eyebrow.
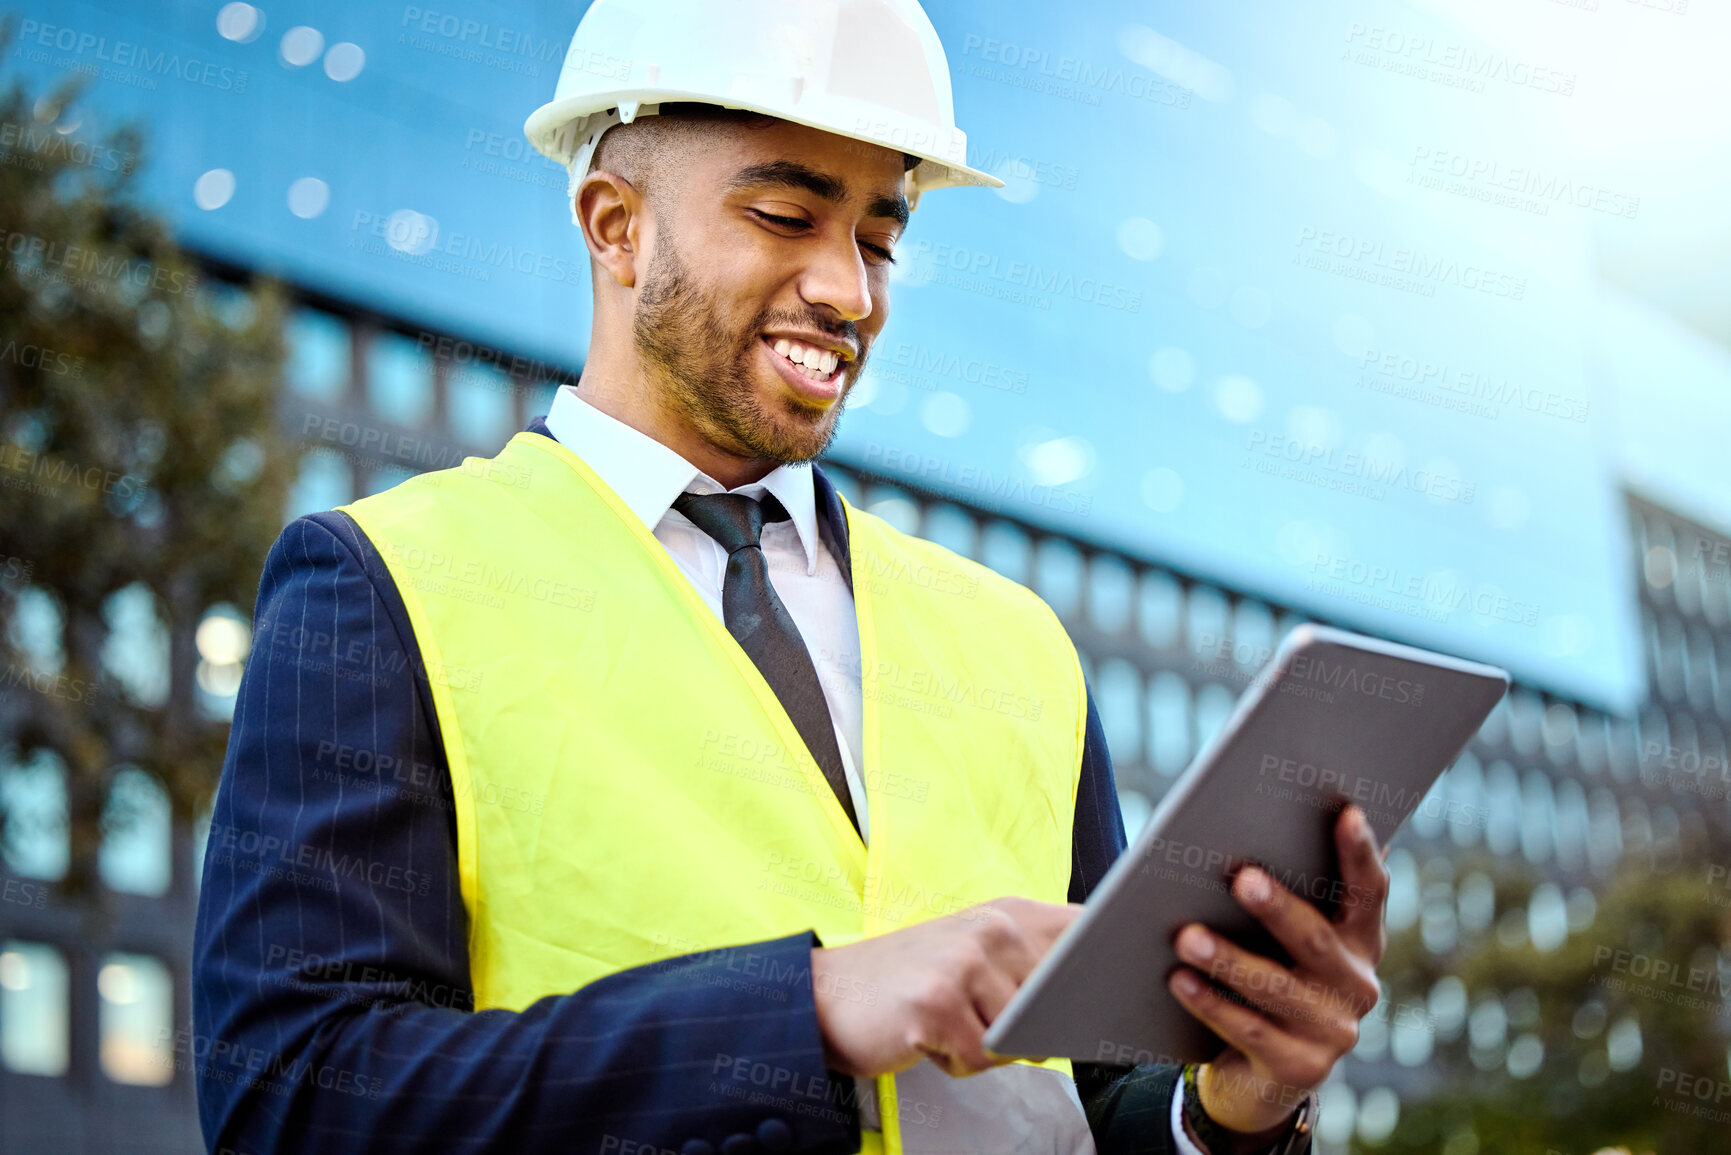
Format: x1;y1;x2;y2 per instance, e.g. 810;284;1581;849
723;160;910;228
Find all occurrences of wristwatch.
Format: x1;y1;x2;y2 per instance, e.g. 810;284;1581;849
1179;1063;1317;1155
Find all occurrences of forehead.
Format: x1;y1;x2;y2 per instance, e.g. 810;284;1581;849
693;117;909;223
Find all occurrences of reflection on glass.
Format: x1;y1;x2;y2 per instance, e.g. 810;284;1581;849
100;767;173;896
1148;672;1191;776
101;583;171;709
285;309;351;400
0;750;69;880
98;952;173;1086
448;361;513;446
286;451;353;521
1033;539;1082;619
1096;659;1142;761
0;941;69;1076
368;330;434;427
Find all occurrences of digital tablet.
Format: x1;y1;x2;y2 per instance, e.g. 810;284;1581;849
983;624;1510;1065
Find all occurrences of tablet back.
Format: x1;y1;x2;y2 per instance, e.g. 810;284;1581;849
983;624;1510;1065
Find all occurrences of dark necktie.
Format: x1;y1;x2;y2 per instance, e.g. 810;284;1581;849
671;490;861;836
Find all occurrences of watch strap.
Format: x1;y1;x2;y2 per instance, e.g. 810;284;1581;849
1179;1063;1317;1155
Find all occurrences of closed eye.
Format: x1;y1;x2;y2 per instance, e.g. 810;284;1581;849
750;209;897;266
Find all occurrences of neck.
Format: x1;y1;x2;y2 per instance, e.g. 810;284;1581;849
576;346;779;490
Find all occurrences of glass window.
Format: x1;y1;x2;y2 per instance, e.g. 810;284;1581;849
1506;690;1545;757
1542;702;1578;767
921;503;978;560
1619;796;1652;859
99;767;172;896
1186;586;1229;655
1446;752;1486;848
367;330;435;427
1409;771;1447;842
1456;870;1496;935
1086;555;1132;634
0;941;68;1075
1520;771;1555;865
862;486;919;535
1232;600;1276;672
1575;711;1607;775
1195;683;1237;752
1117;788;1152;842
98;952;174;1085
1650;804;1681;865
285;451;353;521
1552;778;1590;871
0;749;68;880
5;586;64;674
1095;660;1142;764
1606;717;1641;782
101;583;170;709
1484;761;1523;857
448;362;514;447
1138;572;1182;650
196;604;251;721
1383;848;1418;931
1032;539;1082;619
1147;672;1191;776
285;309;351;401
1655;614;1687;702
1686;626;1717;712
979;521;1030;585
1587;788;1624;872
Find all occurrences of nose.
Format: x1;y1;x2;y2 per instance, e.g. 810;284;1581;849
798;231;875;324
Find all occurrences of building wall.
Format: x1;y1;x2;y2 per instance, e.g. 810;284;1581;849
2;283;1725;1153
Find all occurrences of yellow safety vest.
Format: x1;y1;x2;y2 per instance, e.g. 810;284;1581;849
339;431;1089;1154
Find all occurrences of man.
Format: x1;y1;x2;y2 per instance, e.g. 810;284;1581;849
193;2;1388;1152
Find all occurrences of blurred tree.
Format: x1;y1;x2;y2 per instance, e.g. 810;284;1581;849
0;38;295;900
1361;824;1728;1155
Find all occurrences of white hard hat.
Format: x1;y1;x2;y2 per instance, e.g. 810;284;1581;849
523;0;1004;221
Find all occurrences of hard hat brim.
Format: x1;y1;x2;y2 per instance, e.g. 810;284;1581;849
523;92;1007;194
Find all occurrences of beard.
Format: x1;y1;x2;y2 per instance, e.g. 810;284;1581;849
632;228;865;465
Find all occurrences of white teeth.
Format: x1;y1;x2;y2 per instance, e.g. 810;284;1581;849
768;337;842;381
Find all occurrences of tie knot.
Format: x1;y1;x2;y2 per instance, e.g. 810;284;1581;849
672;490;790;554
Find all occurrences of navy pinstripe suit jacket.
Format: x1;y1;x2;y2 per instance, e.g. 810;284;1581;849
191;417;1183;1154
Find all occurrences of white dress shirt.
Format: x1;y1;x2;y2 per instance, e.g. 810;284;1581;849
540;385;1195;1154
543;384;871;842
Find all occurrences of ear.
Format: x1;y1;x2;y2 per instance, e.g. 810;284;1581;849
575;170;645;289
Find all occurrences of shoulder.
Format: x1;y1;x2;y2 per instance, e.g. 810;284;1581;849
250;510;425;676
258;510;392;593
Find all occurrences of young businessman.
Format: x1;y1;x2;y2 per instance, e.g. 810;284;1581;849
193;4;1388;1153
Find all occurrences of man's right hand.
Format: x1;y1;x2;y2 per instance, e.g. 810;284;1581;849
809;897;1081;1079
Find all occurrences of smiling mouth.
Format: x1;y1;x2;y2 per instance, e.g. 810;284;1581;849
765;336;845;386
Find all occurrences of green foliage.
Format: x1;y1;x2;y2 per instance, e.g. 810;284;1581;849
0;51;294;895
1361;844;1730;1155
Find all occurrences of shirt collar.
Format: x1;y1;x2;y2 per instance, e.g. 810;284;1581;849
542;384;823;575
